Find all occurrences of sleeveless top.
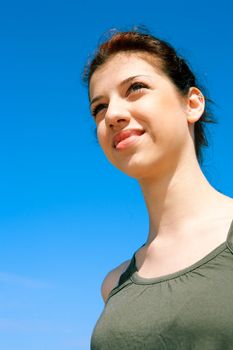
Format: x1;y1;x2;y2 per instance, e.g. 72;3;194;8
91;221;233;350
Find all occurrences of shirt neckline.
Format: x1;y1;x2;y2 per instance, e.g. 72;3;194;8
131;219;233;285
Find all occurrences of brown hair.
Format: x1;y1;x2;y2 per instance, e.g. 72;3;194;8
83;28;216;163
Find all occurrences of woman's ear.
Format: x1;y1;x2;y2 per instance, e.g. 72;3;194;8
186;87;205;124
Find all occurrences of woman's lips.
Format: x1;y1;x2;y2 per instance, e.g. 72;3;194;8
113;129;145;150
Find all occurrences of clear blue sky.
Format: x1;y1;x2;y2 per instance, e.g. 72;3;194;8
0;1;232;349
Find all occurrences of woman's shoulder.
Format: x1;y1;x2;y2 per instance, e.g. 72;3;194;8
101;259;131;304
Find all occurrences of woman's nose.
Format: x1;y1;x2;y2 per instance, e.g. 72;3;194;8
105;99;130;128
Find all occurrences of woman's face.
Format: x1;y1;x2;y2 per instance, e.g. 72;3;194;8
89;53;201;179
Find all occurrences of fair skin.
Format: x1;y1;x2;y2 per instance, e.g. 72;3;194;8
89;52;233;303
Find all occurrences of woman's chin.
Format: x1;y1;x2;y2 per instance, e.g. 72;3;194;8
110;150;177;181
111;158;160;180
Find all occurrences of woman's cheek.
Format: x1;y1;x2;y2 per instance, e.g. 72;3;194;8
97;129;109;153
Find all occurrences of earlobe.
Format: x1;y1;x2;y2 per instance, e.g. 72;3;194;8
186;87;205;124
187;114;201;124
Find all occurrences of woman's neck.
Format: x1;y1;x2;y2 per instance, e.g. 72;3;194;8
139;155;229;244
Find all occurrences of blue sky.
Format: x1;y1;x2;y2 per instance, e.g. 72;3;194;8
0;0;233;349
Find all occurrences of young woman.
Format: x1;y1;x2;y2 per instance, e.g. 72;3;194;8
84;29;233;349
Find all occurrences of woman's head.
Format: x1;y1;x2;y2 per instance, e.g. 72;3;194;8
83;29;215;168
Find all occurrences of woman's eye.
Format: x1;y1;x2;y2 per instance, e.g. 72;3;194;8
127;82;148;95
92;103;107;118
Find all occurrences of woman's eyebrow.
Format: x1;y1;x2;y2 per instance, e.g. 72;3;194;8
90;95;104;107
90;75;151;106
119;74;150;87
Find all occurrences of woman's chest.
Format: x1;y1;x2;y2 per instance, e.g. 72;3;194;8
135;230;229;279
91;256;233;350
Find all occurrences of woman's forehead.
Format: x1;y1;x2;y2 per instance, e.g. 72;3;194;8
89;52;162;96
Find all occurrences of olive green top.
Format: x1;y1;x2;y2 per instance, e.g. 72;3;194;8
91;221;233;349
